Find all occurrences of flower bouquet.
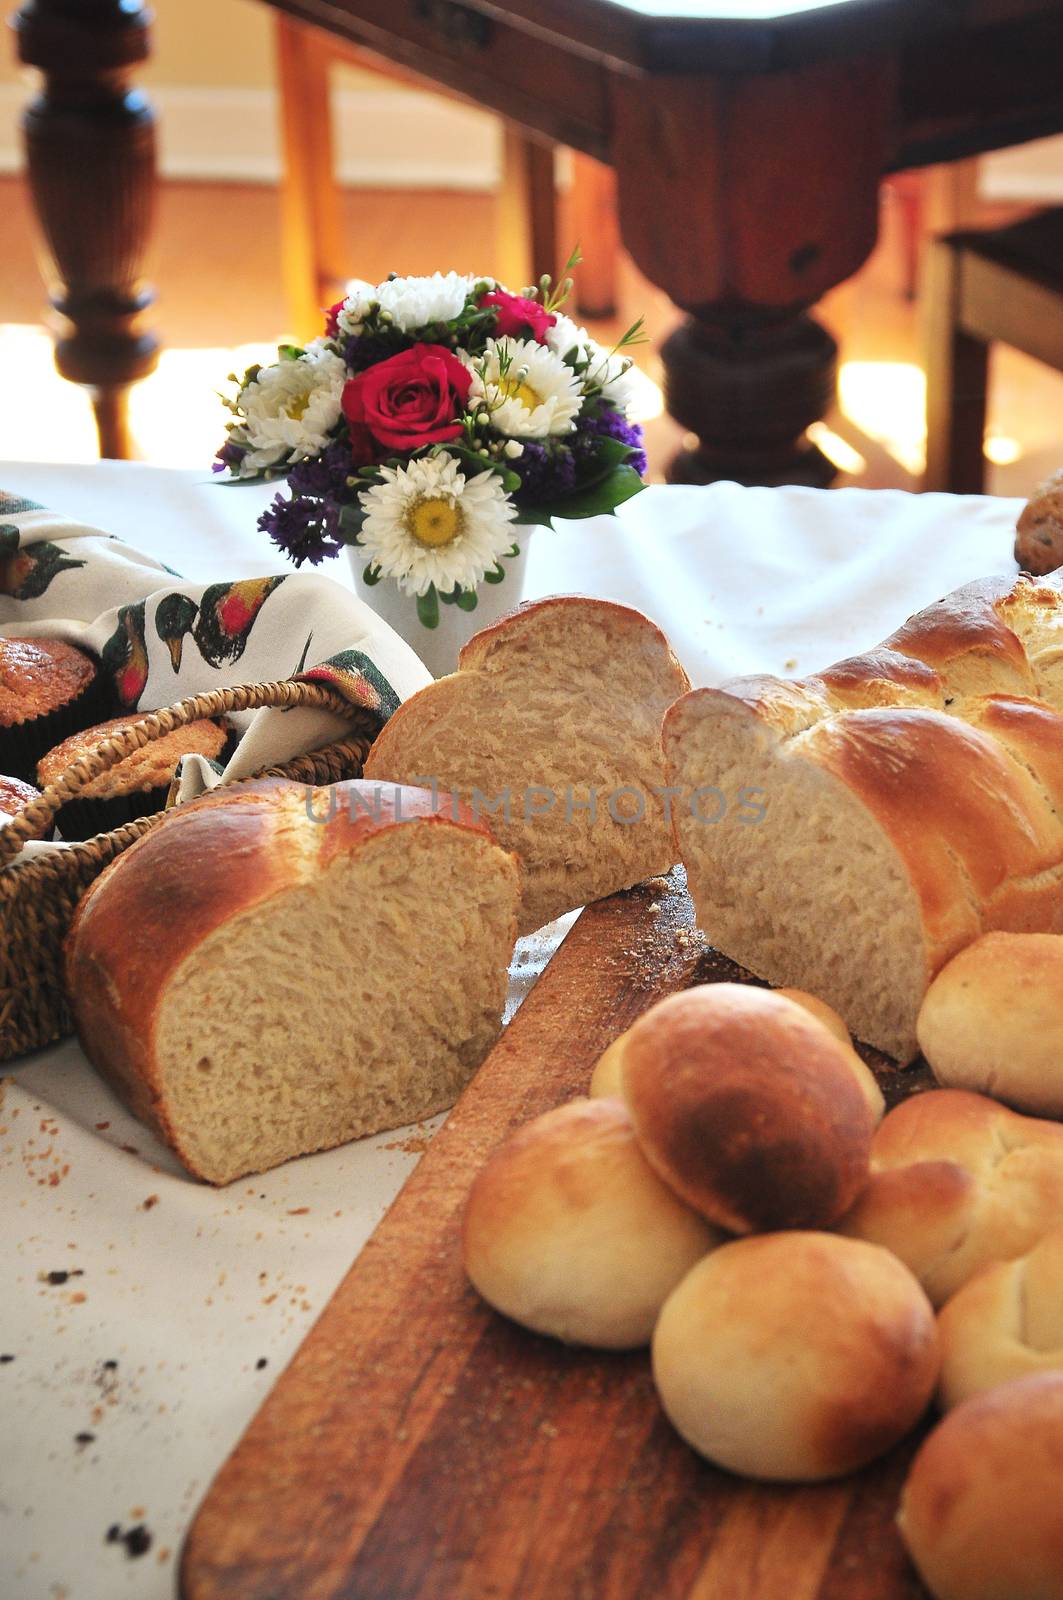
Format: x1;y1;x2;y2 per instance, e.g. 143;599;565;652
214;260;647;656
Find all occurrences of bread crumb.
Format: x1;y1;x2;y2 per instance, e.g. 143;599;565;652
784;658;797;671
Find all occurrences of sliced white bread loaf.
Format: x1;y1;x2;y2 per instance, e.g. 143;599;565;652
362;596;691;934
663;573;1063;1061
66;779;521;1184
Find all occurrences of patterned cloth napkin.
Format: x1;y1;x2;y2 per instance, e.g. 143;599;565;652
0;490;432;852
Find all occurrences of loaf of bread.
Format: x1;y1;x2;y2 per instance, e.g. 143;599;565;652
1015;467;1063;575
663;571;1063;1061
917;931;1063;1116
363;597;690;934
462;1098;719;1348
652;1232;938;1482
898;1373;1063;1600
618;985;874;1233
589;986;884;1125
838;1089;1063;1305
936;1227;1063;1411
66;779;521;1184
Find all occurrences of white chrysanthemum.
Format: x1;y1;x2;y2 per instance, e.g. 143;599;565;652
469;337;583;438
236;346;346;474
357;453;517;597
335;279;376;337
373;271;475;332
546;315;637;414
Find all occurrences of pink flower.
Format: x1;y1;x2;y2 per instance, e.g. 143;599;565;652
325;298;346;338
480;289;556;343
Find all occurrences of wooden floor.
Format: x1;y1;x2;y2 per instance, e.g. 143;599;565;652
3;173;1062;496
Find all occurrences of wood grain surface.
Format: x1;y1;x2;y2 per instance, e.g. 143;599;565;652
180;870;934;1600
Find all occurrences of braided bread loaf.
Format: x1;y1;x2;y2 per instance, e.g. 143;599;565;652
663;572;1063;1062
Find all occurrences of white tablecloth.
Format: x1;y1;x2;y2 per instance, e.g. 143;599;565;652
0;461;1024;1600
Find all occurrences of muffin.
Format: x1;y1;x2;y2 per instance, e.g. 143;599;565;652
37;714;234;840
0;637;106;782
0;774;53;842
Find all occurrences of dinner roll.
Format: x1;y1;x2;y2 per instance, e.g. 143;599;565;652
918;932;1063;1116
937;1227;1063;1410
588;1031;628;1099
462;1098;719;1348
777;988;885;1125
621;984;874;1232
899;1373;1063;1600
652;1232;938;1482
839;1089;1063;1305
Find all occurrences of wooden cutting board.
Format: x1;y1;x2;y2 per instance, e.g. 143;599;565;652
180;870;934;1600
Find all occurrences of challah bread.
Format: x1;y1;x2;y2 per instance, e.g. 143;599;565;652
652;1232;938;1482
936;1227;1063;1411
619;985;874;1233
917;932;1063;1116
663;572;1063;1062
898;1373;1063;1600
462;1098;720;1348
1015;466;1063;575
838;1089;1063;1305
66;779;521;1184
363;597;690;934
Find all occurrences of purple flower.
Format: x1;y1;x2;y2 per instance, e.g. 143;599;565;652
575;405;648;478
213;439;246;474
258;490;344;567
512;442;578;508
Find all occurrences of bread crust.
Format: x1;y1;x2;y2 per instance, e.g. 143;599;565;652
662;571;1063;1060
65;779;515;1174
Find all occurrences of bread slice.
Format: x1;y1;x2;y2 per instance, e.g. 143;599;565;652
66;779;521;1184
362;597;691;933
663;574;1063;1062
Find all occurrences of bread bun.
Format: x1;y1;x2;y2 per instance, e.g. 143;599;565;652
899;1372;1063;1599
937;1227;1063;1410
588;1032;628;1099
839;1089;1063;1305
462;1098;719;1348
1015;467;1063;575
777;987;885;1124
620;984;874;1232
918;932;1063;1116
652;1232;938;1481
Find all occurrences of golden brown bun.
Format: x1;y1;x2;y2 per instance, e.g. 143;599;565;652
898;1372;1063;1600
588;1031;628;1100
937;1227;1063;1411
918;931;1063;1116
653;1232;938;1482
462;1098;719;1348
1016;468;1063;575
838;1089;1063;1305
777;987;885;1125
620;984;874;1233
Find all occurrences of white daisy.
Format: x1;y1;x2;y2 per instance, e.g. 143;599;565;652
357;453;517;597
335;279;376;337
469;337;583;438
374;271;475;332
546;316;638;414
235;345;346;474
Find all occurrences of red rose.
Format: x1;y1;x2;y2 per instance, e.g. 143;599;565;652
480;289;556;343
325;297;346;338
342;343;472;455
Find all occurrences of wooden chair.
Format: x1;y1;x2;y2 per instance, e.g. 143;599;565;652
924;207;1063;493
273;14;618;342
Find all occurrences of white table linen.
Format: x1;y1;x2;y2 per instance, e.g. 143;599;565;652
0;461;1023;1600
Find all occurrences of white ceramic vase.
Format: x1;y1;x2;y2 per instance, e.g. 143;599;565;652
345;536;532;678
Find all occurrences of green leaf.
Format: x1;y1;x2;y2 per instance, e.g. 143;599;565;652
416;586;440;629
277;344;305;361
514;464;645;523
438;586;458;605
454;589;479;612
361;563;382;586
481;560;509;584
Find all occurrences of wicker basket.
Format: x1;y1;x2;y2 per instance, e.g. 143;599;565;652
0;679;378;1063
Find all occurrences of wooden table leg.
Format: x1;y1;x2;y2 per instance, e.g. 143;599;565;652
14;0;159;462
611;58;895;487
